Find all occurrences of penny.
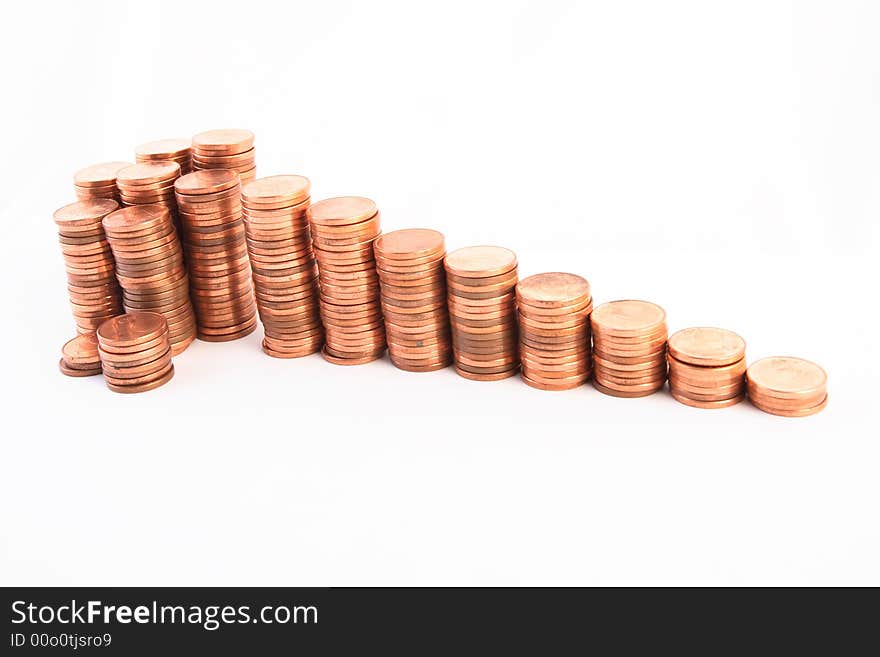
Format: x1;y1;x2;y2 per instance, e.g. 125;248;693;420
321;347;384;366
516;272;590;308
192;128;255;154
105;365;175;394
135;138;192;174
445;246;517;278
58;358;102;377
590;300;666;337
73;161;132;200
667;327;746;367
454;366;518;382
671;390;745;409
746;357;827;400
592;379;661;398
749;394;828;417
308;196;377;227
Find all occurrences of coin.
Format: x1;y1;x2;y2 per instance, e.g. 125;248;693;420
135;138;192;174
668;327;745;367
591;299;667;397
73;161;132;202
116;161;183;236
191;129;256;183
745;356;828;416
95;312;174;393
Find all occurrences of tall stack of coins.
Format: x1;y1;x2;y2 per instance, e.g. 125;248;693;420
97;312;174;394
191;129;256;184
73;162;131;202
241;175;323;357
102;204;196;354
59;332;102;377
516;273;592;390
374;229;451;372
175;169;257;342
667;327;746;408
307;196;385;365
53;199;123;334
591;300;668;397
445;246;519;381
116;161;183;234
135;138;192;174
746;357;828;417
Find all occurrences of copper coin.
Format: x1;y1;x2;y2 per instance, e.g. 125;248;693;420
671;390;745;409
667;327;746;367
105;364;174;393
192;128;254;153
591;300;666;337
59;358;102;377
374;228;444;260
454;366;518;382
521;372;587;391
593;376;665;394
74;161;132;187
592;379;659;398
746;357;827;400
516;272;590;308
308;196;377;227
445;246;517;278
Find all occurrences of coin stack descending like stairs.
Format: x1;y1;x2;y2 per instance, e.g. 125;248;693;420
102;204;197;354
174;169;257;342
73;162;131;202
59;332;103;377
374;229;451;372
444;246;520;381
241;175;323;358
591;300;668;397
116;161;183;235
53;199;124;334
97;312;174;394
191;129;256;185
135;138;192;175
746;357;828;417
307;196;386;365
516;273;593;391
667;327;746;409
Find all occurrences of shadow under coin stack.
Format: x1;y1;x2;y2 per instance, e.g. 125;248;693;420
591;300;668;397
307;197;386;365
191;129;256;184
102;204;196;354
59;332;102;377
241;175;323;358
746;356;828;417
96;312;174;394
667;327;746;409
135;138;192;175
73;162;131;202
374;229;452;372
174;170;257;342
445;246;519;381
116;161;183;235
53;199;123;334
516;273;593;390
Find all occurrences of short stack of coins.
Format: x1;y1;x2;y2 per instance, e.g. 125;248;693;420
516;272;592;390
445;246;519;381
374;229;451;372
116;161;183;235
746;357;828;417
73;161;131;202
59;332;102;377
135;138;192;174
241;175;323;357
53;199;124;334
307;196;386;365
102;204;196;354
667;327;746;409
591;300;668;397
174;169;257;342
96;312;174;394
191;129;256;184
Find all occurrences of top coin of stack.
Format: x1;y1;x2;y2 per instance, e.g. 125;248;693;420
374;229;452;372
667;327;746;409
59;332;103;377
516;272;592;390
53;199;124;334
241;175;323;358
191;129;256;184
175;169;257;342
73;161;132;202
445;246;520;381
135;138;192;175
591;300;668;397
307;196;386;365
746;356;828;417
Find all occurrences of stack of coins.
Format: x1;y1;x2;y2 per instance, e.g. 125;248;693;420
591;300;668;397
102;204;196;354
96;312;174;393
241;175;323;357
307;196;385;365
445;246;519;381
667;327;746;408
746;357;828;417
191;129;256;184
59;332;102;377
175;169;257;342
135;138;192;174
73;162;131;202
53;199;123;334
116;161;183;234
516;273;592;390
374;229;451;372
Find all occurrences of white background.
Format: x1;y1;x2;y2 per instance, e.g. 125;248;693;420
1;0;878;586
